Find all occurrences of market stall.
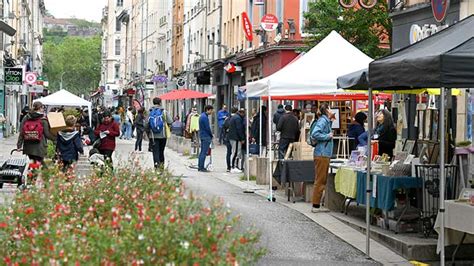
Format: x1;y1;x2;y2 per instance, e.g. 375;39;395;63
366;15;474;264
244;30;374;201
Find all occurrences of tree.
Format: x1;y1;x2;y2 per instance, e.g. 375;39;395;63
303;0;391;58
43;36;102;95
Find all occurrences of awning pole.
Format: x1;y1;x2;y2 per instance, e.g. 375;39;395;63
246;97;250;182
268;94;273;201
259;98;263;156
366;88;373;258
440;87;446;266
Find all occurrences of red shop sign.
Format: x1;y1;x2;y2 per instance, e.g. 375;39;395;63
261;14;278;32
241;12;253;42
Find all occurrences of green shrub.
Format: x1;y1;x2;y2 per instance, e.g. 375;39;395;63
46;141;56;159
0;164;265;265
62;108;81;119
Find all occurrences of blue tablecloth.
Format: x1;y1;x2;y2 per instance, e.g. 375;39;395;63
356;171;422;211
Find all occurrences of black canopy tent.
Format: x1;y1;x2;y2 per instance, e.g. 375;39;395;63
336;68;369;90
366;15;474;265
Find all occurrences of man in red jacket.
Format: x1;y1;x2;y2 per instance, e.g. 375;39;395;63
94;111;120;164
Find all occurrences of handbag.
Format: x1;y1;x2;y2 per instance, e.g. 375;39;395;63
164;122;171;138
249;143;259;155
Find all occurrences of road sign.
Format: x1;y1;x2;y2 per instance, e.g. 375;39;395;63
261;14;278;32
242;12;253;42
177;78;185;87
25;72;37;85
431;0;450;23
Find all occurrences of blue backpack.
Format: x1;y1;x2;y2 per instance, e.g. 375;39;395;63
149;108;164;134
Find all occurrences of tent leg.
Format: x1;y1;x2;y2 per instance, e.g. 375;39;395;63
244;96;254;193
440;87;446;266
259;98;262;156
268;95;274;202
366;88;373;258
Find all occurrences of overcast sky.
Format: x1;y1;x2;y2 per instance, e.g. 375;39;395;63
44;0;107;22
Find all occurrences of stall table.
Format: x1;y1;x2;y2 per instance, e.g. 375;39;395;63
273;160;314;202
434;200;474;263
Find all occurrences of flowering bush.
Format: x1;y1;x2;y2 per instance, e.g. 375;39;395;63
0;165;264;265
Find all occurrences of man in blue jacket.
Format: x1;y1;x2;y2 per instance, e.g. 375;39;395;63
217;104;229;145
198;105;214;172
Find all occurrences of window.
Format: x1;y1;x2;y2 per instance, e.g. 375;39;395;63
116;18;121;32
117;0;123;7
115;39;121;56
114;64;120;79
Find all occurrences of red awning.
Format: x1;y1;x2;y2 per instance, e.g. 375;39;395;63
159;89;212;100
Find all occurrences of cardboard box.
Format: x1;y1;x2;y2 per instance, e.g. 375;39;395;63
47;112;66;135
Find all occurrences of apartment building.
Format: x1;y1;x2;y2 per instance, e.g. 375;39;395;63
1;0;46;136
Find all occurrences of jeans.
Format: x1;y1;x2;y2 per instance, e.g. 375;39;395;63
135;129;144;151
99;149;114;165
229;140;242;169
225;140;232;171
120;123;127;138
278;138;292;159
124;121;132;139
198;138;212;170
151;138;167;168
218;127;225;145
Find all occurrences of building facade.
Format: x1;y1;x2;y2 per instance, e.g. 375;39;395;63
0;0;46;136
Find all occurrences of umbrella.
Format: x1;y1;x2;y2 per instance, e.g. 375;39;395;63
158;89;211;100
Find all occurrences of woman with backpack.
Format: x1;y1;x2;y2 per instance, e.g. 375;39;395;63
17;101;55;164
310;103;334;213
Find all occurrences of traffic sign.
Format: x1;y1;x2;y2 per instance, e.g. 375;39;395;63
177;78;185;87
431;0;450;23
25;72;37;85
261;14;279;32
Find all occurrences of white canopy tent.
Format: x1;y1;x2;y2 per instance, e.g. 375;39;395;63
245;30;373;97
33;89;92;126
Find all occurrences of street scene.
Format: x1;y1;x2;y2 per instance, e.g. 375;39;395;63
0;0;474;265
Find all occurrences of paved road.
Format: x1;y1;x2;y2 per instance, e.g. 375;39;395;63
113;140;380;265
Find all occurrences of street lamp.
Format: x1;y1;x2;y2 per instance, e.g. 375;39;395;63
60;71;67;90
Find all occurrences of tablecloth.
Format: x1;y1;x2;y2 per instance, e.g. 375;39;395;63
335;167;357;198
434;200;474;253
273;160;315;185
356;171;422;211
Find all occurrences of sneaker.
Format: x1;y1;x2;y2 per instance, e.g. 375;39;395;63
230;168;242;174
311;207;329;213
198;169;210;172
226;169;231;173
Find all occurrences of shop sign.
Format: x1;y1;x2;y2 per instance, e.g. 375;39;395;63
4;67;23;85
241;12;253;42
409;24;448;44
28;85;44;93
246;64;262;81
261;14;278;32
431;0;450;23
255;0;264;5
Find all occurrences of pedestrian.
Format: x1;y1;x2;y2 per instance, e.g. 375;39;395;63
227;108;246;173
250;105;267;149
145;97;173;169
94;111;120;165
272;104;285;126
374;109;397;159
57;115;84;171
171;115;184;136
197;105;214;172
134;108;145;152
276;105;300;159
311;103;334;213
223;107;237;172
124;107;134;140
348;111;367;149
17;101;55;165
217;104;229;145
19;106;29;123
119;106;126;139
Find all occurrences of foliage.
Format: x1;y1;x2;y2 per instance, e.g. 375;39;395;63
0;164;265;265
46;141;56;159
63;108;81;119
43;36;101;96
67;18;101;29
303;0;391;58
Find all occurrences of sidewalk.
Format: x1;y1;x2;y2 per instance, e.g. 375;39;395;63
166;141;409;266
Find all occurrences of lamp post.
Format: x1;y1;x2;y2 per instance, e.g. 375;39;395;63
60;71;67;90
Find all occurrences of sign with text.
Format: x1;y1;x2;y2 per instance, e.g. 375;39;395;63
242;12;253;42
5;67;23;85
261;14;279;32
255;0;264;5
